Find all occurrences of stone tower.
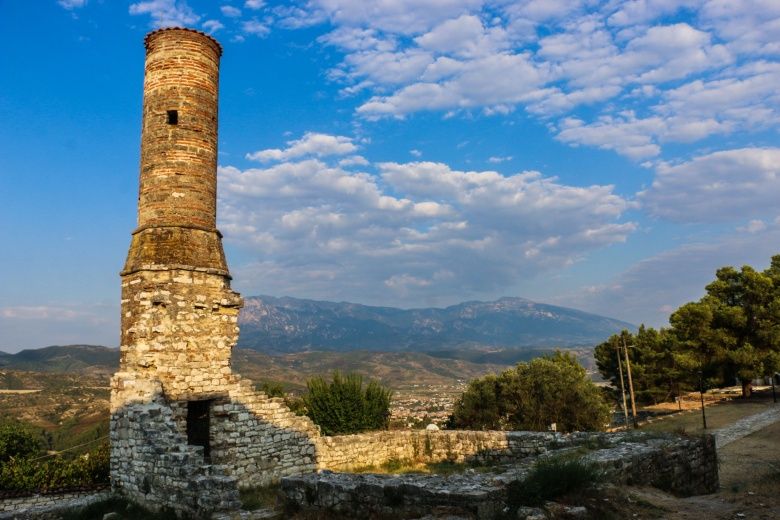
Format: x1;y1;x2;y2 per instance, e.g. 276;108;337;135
119;27;240;397
111;28;318;516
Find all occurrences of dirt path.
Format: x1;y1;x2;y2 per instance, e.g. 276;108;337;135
714;404;780;448
622;404;780;519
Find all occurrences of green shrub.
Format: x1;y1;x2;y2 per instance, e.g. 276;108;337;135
284;396;308;416
303;372;392;435
0;422;41;462
0;442;109;492
257;381;286;398
508;455;602;507
239;484;280;511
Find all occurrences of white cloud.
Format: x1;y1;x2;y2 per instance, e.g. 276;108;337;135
129;0;200;28
701;0;780;55
0;306;82;320
58;0;87;9
295;1;778;160
0;304;118;351
358;52;546;117
202;19;224;33
221;5;242;17
242;19;270;36
607;0;703;27
410;149;422;157
488;155;512;163
246;132;358;162
559;221;780;327
310;0;484;35
556;113;663;159
341;49;435;86
318;27;397;52
640;147;780;222
218;152;634;306
503;0;590;23
738;219;767;234
414;14;509;58
338;155;370;167
245;0;265;9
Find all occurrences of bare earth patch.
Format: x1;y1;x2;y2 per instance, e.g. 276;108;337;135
606;399;780;520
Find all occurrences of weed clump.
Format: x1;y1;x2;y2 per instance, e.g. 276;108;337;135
508;455;603;507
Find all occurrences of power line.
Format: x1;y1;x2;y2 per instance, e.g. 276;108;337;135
25;435;109;462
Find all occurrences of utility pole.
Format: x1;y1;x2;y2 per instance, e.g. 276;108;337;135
699;370;708;430
623;335;638;428
616;343;630;430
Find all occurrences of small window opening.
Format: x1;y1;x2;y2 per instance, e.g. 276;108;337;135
166;110;178;125
186;399;211;459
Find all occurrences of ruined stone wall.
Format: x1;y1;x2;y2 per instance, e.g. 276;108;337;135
110;403;241;516
587;433;719;496
0;490;112;520
283;432;719;520
315;430;565;471
209;381;320;488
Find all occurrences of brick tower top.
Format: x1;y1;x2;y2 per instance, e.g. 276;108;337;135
123;28;228;275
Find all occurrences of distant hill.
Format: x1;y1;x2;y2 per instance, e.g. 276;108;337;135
0;345;513;392
237;295;634;353
0;344;119;375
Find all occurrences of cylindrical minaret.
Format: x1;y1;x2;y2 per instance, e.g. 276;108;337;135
123;27;228;275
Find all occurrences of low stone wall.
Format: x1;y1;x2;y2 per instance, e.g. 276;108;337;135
0;490;111;520
316;430;569;471
284;432;719;519
585;433;718;496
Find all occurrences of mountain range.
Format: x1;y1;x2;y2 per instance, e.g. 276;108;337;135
237;295;633;353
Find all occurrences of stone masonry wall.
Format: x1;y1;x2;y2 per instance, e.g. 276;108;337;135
0;490;112;520
283;432;719;520
138;27;221;232
114;266;321;495
117;268;241;400
110;376;241;516
585;433;719;496
316;430;567;472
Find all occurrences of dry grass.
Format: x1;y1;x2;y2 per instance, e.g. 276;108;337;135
639;391;775;435
351;457;497;475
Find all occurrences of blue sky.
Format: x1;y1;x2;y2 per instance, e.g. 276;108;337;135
1;0;780;351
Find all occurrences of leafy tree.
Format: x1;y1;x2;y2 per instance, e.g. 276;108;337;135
448;352;610;432
670;261;780;397
302;372;392;435
595;327;695;405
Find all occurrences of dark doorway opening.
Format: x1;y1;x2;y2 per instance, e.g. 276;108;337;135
186;399;211;459
166;110;178;125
